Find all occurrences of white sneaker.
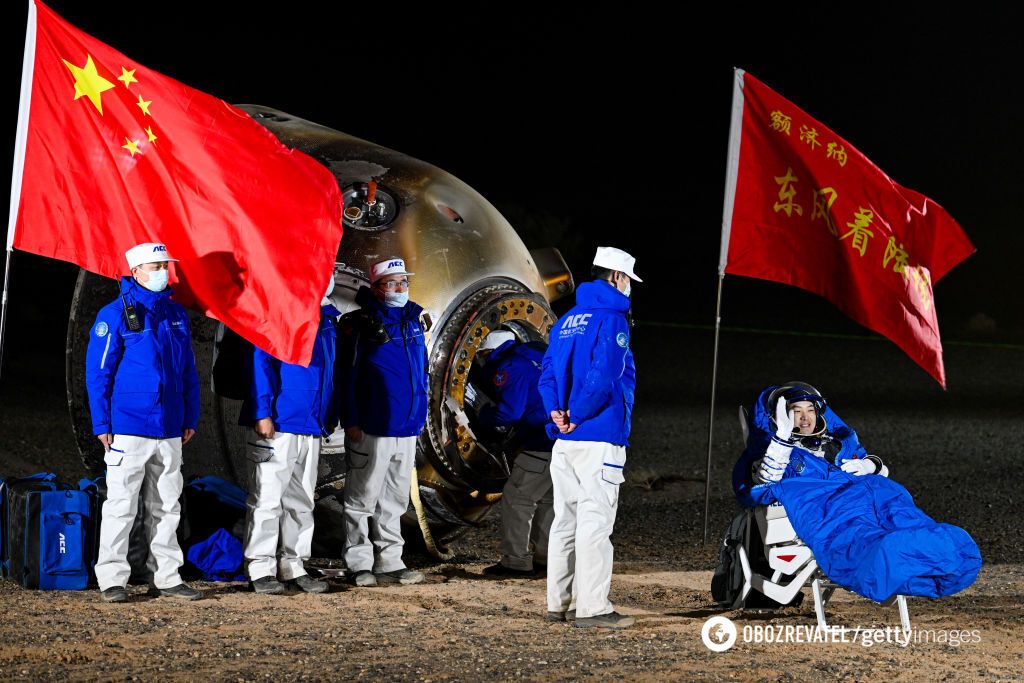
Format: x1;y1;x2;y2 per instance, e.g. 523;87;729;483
351;570;377;587
375;568;425;585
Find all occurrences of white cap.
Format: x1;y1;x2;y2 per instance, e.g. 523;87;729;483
593;246;642;282
479;330;515;352
125;242;178;270
370;257;414;283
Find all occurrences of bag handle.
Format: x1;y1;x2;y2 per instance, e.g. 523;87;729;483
78;476;105;493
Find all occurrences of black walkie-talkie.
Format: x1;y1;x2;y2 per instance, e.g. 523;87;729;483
121;295;142;332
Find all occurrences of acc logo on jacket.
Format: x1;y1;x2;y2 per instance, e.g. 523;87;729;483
616;332;628;348
493;369;509;387
94;321;109;337
559;312;593;339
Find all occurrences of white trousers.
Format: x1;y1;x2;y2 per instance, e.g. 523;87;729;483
499;450;554;571
343;434;416;573
243;431;321;581
546;439;626;618
95;435;184;591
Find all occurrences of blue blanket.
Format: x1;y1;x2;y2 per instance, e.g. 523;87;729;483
774;453;981;602
733;387;981;602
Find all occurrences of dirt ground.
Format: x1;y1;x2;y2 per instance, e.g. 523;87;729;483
0;563;1021;682
1;327;1022;681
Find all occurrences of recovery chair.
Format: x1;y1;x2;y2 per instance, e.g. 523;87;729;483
736;406;911;631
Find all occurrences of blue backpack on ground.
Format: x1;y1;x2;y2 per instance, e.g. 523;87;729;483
183;476;247;582
2;473;94;590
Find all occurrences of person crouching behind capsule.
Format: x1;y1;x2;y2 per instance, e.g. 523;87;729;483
237;276;340;595
338;257;429;587
537;246;640;630
86;242;201;603
463;331;555;578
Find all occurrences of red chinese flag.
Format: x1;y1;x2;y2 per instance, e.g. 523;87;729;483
7;1;343;365
720;70;975;387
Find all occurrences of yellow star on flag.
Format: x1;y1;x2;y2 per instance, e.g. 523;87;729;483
117;67;138;88
145;126;158;144
62;54;115;114
122;137;141;157
135;95;152;116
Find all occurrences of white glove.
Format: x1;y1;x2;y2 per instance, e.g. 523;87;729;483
774;397;794;443
755;440;793;483
464;382;478;405
840;458;877;476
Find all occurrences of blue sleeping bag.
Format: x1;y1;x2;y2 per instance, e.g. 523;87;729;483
733;387;982;602
774;452;981;602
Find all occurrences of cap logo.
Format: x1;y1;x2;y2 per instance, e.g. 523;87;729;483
152;245;166;252
387;260;403;268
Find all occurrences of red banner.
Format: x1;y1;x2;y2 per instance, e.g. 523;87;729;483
9;1;344;366
720;70;974;387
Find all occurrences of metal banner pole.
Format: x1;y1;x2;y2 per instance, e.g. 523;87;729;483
702;273;725;545
0;250;12;381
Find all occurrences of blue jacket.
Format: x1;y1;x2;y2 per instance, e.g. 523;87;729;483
477;340;554;452
239;305;339;436
537;280;636;446
733;386;868;507
337;287;429;438
85;277;200;438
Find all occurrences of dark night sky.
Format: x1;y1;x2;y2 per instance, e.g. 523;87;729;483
3;2;1023;366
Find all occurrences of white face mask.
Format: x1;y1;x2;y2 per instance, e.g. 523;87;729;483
384;291;409;308
612;274;630;298
140;269;168;292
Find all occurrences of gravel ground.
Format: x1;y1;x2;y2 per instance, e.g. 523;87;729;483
0;326;1021;680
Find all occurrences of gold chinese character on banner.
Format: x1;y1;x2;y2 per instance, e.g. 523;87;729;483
827;142;848;167
883;236;910;275
799;125;822;151
906;266;933;311
773;167;803;217
841;207;875;256
811;187;839;236
770;111;793;136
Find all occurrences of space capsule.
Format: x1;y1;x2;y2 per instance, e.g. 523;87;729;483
65;106;573;555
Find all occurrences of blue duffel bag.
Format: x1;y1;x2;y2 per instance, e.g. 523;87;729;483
2;473;94;590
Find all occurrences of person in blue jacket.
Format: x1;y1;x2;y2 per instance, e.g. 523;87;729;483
338;257;429;587
537;246;639;630
85;242;201;603
466;331;555;577
733;382;889;508
238;276;339;595
730;382;980;604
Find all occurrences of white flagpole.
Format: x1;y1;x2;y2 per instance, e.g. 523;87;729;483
703;68;745;545
1;0;38;381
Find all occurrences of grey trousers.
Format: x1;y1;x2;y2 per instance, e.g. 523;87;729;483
342;433;417;573
499;450;554;570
